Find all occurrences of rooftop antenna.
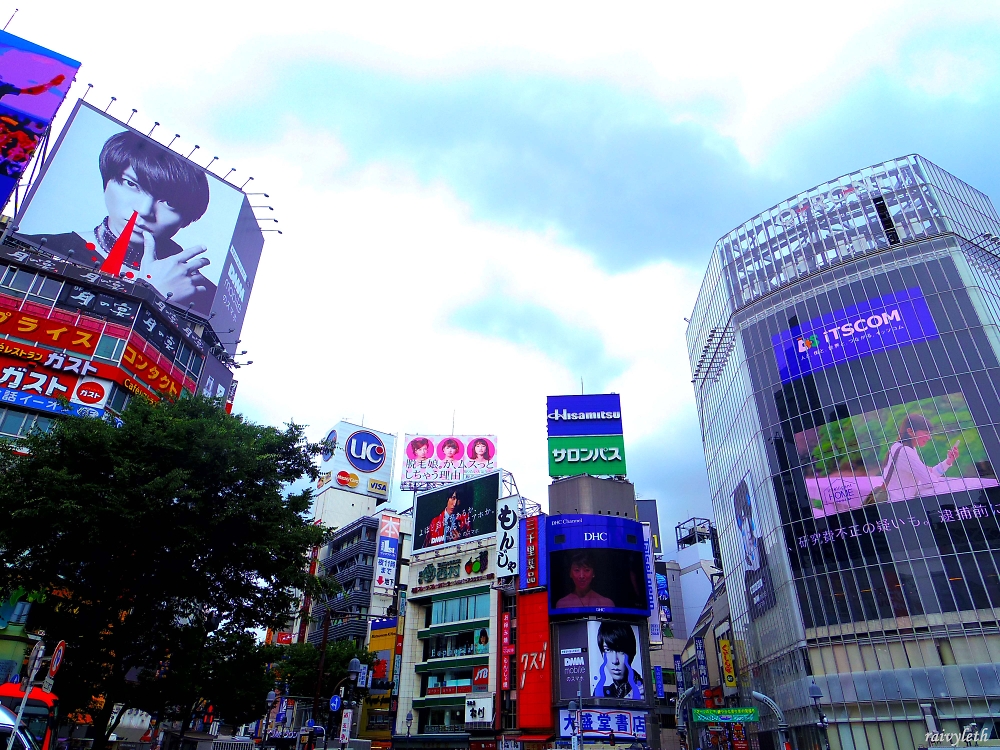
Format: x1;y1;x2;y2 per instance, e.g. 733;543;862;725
240;176;253;190
452;410;455;435
104;96;116;113
148;122;159;137
3;9;17;31
126;108;137;126
168;134;180;149
581;377;584;395
186;145;200;159
81;83;93;101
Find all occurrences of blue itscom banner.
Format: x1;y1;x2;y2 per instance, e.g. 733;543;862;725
771;286;939;384
546;393;623;437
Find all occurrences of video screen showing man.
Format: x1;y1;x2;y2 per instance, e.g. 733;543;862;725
413;472;499;551
549;548;646;613
424;487;471;547
15;102;247;319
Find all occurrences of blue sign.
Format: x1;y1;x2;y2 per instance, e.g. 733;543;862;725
0;387;105;418
345;430;387;473
694;637;710;689
771;286;939;384
547;515;650;617
654;666;665;699
673;655;684;693
547;394;623;437
329;695;342;712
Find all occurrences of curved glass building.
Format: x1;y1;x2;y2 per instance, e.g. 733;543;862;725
687;155;1000;750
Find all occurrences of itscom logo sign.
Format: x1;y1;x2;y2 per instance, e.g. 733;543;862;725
346;430;387;473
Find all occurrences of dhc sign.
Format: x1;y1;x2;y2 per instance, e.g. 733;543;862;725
771;286;940;384
547;393;624;437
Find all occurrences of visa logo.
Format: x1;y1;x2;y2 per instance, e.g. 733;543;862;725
368;479;388;495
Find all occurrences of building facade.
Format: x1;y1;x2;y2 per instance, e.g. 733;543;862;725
687;155;1000;750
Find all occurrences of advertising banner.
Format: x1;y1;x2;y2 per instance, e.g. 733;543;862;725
558;710;647;739
15;100;264;353
547;394;623;437
413;471;499;552
501;612;514;690
691;708;759;723
641;523;662;645
587;620;646;701
373;513;400;595
519;514;547;589
654;666;665;699
466;695;494;725
655;561;672;623
547;515;649;616
636;498;662;554
197;351;233;402
771;286;939;384
719;639;737;689
317;421;396;501
694;637;709;689
0;30;80;209
556;621;589;700
733;475;776;620
516;590;553;731
548;434;626;477
674;655;684;693
412;548;493;594
496;495;519;577
401;434;498;490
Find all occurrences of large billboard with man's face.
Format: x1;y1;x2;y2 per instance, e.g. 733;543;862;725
14;100;264;354
412;472;500;553
547;515;649;617
0;30;79;209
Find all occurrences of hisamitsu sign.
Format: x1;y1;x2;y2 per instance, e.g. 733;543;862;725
691;708;758;723
771;287;939;384
547;394;623;437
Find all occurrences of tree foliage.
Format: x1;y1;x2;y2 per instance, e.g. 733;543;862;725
0;396;329;748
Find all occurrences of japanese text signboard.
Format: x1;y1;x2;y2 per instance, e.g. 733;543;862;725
548;434;627;478
373;513;400;595
691;708;759;723
0;307;99;356
519;513;547;590
694;637;710;689
516;590;553;731
642;522;662;644
719;639;737;689
495;495;519;577
501;612;515;690
559;710;647;739
401;433;498;491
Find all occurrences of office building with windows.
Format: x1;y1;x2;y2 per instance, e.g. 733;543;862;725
687;155;1000;750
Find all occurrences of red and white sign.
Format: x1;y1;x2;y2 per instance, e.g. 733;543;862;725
336;470;359;488
501;612;515;690
379;514;400;539
72;378;112;408
48;641;66;677
473;666;490;689
516;590;552;730
276;632;293;645
524;516;539;587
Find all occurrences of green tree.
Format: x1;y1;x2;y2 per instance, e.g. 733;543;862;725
0;396;332;750
269;640;375;724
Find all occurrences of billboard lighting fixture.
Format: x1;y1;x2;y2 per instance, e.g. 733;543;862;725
261;230;282;234
104;96;116;113
206;156;218;170
247;193;270;198
258;218;278;223
4;9;18;31
241;176;254;189
82;83;93;101
168;134;181;149
186;145;200;159
126;108;137;125
252;206;273;211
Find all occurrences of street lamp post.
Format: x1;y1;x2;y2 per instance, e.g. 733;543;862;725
262;691;277;745
406;710;413;740
808;682;830;750
338;658;361;750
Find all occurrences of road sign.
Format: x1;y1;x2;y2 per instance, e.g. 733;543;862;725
27;642;45;678
41;676;54;694
48;641;67;677
339;709;353;745
329;695;342;712
691;708;759;723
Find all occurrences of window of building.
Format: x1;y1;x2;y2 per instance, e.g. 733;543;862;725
0;267;34;294
425;669;473;694
106;385;130;414
94;334;126;362
421;707;465;733
27;274;62;303
0;410;28;437
424;630;481;660
429;592;490;625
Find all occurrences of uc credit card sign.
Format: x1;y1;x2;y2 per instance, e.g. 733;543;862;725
771;287;939;384
547;394;623;437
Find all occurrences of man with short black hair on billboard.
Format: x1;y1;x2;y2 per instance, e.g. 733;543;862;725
593;622;644;700
555;552;614;608
23;130;215;308
734;475;776;619
424;489;471;547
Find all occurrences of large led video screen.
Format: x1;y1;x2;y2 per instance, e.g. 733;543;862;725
796;392;997;519
14;100;264;354
0;30;79;209
413;471;500;552
547;515;649;616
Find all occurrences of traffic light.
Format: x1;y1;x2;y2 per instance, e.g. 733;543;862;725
609;732;615;747
704;686;724;707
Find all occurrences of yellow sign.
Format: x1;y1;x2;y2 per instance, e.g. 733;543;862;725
719;639;737;688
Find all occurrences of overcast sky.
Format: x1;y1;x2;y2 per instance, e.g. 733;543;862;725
15;1;1000;532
